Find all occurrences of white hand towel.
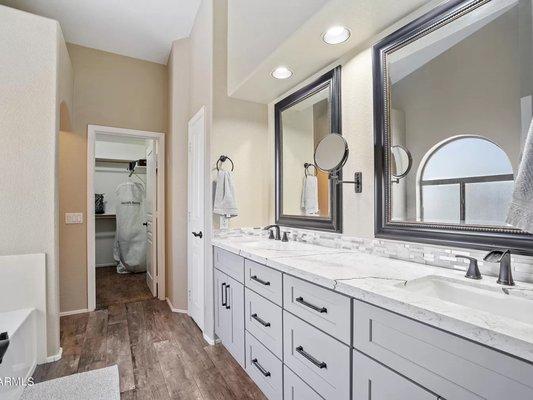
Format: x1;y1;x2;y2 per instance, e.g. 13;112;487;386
214;170;238;217
507;118;533;232
301;175;319;215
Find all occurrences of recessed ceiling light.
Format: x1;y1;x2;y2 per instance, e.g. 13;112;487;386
322;26;351;45
271;66;293;80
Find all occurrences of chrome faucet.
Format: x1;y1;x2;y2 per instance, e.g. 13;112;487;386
264;224;281;240
484;249;514;286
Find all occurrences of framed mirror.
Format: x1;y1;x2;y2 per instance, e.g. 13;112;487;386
275;67;342;232
374;0;533;253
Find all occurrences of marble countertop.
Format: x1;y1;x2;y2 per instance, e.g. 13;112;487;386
212;235;533;363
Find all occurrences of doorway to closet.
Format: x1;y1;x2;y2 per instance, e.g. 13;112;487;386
87;125;165;311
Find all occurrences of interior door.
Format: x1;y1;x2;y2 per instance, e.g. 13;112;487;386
145;140;157;296
188;107;206;330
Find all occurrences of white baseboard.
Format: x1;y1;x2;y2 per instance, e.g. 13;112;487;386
44;347;63;363
203;334;220;346
59;308;89;317
166;297;187;314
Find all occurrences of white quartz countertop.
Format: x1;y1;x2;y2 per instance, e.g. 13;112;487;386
212;235;533;363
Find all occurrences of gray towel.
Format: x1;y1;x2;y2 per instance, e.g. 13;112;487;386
507;118;533;232
214;171;238;217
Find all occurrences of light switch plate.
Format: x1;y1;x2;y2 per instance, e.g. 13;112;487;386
65;213;83;224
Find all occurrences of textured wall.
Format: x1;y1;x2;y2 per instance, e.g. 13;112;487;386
59;44;168;313
0;5;73;358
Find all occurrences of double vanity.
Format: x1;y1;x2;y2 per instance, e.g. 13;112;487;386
212;234;533;400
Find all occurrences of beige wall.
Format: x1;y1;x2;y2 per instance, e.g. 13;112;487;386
167;38;191;311
267;2;443;238
0;5;73;358
213;0;269;229
59;44;168;313
166;0;268;336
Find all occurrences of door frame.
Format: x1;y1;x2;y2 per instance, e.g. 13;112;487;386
187;106;206;330
87;124;166;311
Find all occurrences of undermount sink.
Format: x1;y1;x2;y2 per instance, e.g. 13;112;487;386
398;276;533;326
243;240;318;252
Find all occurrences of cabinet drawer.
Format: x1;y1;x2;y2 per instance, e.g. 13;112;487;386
353;351;437;400
245;259;283;306
214;247;244;283
283;311;350;400
284;366;324;400
354;300;533;400
245;288;283;359
245;331;283;400
283;275;351;345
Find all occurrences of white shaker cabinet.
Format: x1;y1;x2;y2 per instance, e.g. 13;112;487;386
214;268;245;367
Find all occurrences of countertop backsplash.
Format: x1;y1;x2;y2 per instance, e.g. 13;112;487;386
214;227;533;284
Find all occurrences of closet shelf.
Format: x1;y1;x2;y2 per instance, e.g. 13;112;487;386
95;213;116;219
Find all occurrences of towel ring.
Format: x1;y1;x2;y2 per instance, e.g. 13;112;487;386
304;163;317;177
216;155;234;171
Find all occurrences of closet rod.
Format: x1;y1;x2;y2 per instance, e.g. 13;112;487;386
95;158;136;164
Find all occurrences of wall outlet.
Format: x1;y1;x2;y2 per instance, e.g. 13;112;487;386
65;213;83;224
220;215;229;230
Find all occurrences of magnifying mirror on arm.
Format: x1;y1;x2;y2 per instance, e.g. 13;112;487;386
314;133;362;193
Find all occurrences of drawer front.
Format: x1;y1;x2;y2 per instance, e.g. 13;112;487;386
283;275;351;345
353;351;437;400
214;247;244;283
245;331;283;400
245;259;283;306
354;300;533;400
284;366;324;400
245;288;283;359
283;311;350;400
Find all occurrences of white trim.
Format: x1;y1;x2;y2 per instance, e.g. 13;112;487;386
203;334;219;346
87;125;166;312
59;308;89;317
44;347;63;363
166;297;187;314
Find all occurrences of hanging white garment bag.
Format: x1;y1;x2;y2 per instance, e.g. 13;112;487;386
114;181;147;273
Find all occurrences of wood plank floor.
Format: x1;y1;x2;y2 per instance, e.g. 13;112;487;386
34;268;267;400
96;266;153;309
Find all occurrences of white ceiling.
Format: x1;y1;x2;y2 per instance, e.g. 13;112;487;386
0;0;201;64
227;0;434;103
228;0;330;95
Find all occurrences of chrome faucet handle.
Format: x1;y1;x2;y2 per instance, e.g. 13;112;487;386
281;232;289;242
455;255;481;280
483;249;514;286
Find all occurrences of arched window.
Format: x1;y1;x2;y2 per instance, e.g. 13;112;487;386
417;135;514;226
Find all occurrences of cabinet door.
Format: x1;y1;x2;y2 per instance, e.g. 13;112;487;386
225;275;245;367
214;269;229;344
353;351;438;400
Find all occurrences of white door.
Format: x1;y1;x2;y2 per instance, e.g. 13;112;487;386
188;107;206;330
145;140;157;296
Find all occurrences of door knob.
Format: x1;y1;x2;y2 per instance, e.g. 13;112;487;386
142;222;148;226
192;231;203;238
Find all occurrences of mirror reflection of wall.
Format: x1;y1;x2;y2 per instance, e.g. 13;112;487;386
282;86;331;217
387;0;530;228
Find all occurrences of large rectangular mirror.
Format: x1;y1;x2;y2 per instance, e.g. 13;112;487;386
275;67;342;232
374;0;533;252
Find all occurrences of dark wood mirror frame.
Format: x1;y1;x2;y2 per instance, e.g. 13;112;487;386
275;66;342;232
373;0;533;254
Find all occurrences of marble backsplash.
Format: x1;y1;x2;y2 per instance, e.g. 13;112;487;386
215;227;533;284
